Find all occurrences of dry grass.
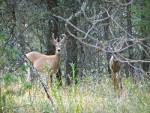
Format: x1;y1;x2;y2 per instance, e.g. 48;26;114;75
1;76;150;113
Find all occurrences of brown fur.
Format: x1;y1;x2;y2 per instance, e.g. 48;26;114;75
26;52;60;73
25;34;66;87
109;55;122;94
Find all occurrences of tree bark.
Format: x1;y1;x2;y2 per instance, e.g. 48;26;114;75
65;0;79;85
140;1;149;74
46;0;62;86
102;11;111;74
126;0;133;77
65;31;78;85
0;76;2;113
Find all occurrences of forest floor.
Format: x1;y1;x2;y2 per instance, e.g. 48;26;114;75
1;75;150;113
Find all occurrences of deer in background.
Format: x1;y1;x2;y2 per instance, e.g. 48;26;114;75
109;55;122;94
25;33;66;87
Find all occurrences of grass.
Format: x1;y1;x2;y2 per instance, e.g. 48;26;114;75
1;75;150;113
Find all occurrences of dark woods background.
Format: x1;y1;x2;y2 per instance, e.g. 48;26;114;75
0;0;149;82
0;0;150;112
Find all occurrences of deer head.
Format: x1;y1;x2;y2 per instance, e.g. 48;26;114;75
52;33;66;55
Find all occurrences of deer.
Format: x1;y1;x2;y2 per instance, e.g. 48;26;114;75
25;33;66;87
109;55;122;95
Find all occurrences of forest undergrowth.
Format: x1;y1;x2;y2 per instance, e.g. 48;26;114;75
1;74;150;113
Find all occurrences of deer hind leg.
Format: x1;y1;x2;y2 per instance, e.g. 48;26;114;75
112;72;120;92
117;72;123;95
115;72;123;96
47;71;53;89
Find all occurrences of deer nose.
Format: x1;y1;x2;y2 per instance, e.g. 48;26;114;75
57;49;60;52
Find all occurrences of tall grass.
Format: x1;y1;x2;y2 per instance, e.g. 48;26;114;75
1;74;150;113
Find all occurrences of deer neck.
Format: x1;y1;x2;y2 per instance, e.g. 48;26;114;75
55;53;61;62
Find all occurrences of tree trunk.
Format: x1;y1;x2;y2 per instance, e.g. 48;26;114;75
126;0;133;77
0;75;2;113
65;0;79;85
65;30;78;85
46;0;62;86
46;0;58;55
78;43;85;78
140;1;149;74
102;11;111;74
65;18;78;85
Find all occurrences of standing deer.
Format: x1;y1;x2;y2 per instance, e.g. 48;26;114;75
109;55;122;94
25;33;66;87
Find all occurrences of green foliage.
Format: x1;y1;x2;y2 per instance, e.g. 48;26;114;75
0;57;7;66
0;32;5;41
0;44;22;72
132;0;150;36
22;82;32;91
1;76;150;113
70;63;78;83
4;46;19;59
3;73;17;86
1;93;16;113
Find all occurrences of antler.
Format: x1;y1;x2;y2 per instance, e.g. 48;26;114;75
60;34;66;43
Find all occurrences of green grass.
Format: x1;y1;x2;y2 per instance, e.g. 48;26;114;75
1;76;150;113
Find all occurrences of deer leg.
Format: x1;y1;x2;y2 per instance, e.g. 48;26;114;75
50;74;53;86
56;68;62;87
48;70;53;89
112;72;117;91
118;73;123;95
48;75;51;89
115;72;123;96
112;72;121;92
26;66;31;82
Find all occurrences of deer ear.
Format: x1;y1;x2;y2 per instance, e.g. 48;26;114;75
60;34;66;43
51;33;57;44
52;33;55;40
